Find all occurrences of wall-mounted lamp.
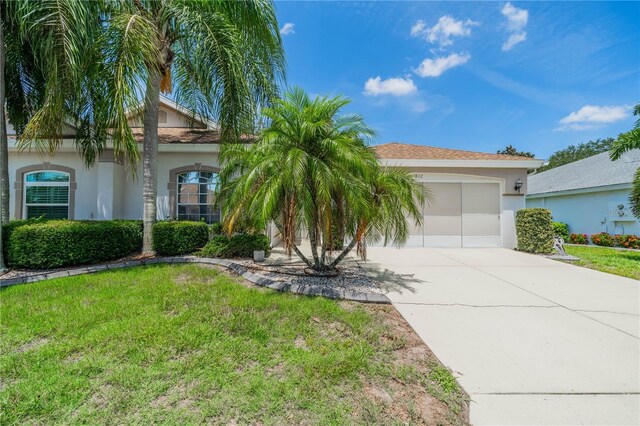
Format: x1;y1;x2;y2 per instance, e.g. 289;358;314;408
514;178;523;194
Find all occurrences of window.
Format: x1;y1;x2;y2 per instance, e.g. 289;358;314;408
176;171;220;223
158;110;168;123
24;171;70;219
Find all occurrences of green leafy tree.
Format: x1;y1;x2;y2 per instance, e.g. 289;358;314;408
14;0;285;254
538;138;615;172
219;88;424;273
610;103;640;217
497;145;534;158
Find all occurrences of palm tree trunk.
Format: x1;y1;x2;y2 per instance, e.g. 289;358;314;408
329;236;359;269
0;11;6;271
142;67;161;253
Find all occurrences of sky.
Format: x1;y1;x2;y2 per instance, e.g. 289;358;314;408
274;1;640;159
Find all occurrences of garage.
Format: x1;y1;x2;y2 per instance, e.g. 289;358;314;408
374;142;543;249
408;181;501;248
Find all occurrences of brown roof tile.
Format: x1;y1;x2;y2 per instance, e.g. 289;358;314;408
132;127;253;144
374;142;536;161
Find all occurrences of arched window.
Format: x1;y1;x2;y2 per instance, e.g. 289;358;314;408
176;171;220;223
24;171;70;219
158;110;168;123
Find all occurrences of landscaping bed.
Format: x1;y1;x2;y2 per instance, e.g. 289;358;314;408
564;245;640;280
0;264;469;425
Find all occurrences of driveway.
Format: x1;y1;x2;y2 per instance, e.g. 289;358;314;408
361;247;640;425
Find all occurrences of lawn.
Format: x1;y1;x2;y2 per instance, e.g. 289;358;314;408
0;264;468;425
565;246;640;280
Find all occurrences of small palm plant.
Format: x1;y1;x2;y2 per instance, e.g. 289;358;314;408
219;88;424;274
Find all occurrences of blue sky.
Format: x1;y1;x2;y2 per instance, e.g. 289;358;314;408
275;1;640;158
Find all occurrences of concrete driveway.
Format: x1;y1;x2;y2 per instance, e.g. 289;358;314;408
360;247;640;425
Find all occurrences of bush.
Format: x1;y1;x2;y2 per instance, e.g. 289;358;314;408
152;221;209;255
515;208;554;253
569;233;589;244
4;220;142;269
209;222;224;236
590;232;615;247
552;222;569;241
613;234;640;249
199;234;270;258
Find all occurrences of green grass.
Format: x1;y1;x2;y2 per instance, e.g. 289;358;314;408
0;265;467;425
565;246;640;280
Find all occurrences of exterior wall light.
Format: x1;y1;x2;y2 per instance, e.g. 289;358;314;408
514;178;523;193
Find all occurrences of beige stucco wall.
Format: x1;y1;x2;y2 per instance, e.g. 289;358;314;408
401;166;530;196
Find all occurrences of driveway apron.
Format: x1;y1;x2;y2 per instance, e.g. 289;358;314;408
360;247;640;425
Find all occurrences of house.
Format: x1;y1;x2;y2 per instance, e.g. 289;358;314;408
526;150;640;236
7;98;543;249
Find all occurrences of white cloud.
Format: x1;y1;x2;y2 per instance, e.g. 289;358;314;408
363;76;417;96
279;23;295;36
411;16;479;47
501;2;528;51
414;52;471;78
555;104;631;131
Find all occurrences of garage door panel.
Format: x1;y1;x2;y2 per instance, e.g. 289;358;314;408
462;214;501;236
425;215;463;236
462;183;501;214
425;183;462;215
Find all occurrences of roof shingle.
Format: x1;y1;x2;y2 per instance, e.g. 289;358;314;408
374;142;537;161
528;149;640;195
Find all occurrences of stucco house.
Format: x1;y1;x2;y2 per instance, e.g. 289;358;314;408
526;150;640;236
7;98;542;249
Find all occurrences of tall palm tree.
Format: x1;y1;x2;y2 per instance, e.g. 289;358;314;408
219;88;424;273
610;103;640;217
1;0;104;270
101;0;284;253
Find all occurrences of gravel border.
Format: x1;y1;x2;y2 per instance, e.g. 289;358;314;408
0;256;390;304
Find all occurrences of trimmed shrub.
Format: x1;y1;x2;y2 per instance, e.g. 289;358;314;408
590;232;614;247
569;233;589;244
5;220;142;269
209;222;223;237
152;221;209;255
515;208;554;253
552;222;569;241
199;234;270;258
613;234;640;250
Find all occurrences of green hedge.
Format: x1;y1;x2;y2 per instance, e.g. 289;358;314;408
515;208;554;253
4;220;142;269
152;221;209;255
199;234;270;258
552;222;569;241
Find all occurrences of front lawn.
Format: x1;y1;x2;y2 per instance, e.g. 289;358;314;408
565;246;640;280
0;265;468;425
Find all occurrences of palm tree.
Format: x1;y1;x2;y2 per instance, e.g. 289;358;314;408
1;0;104;271
101;0;284;253
219;88;424;274
610;103;640;217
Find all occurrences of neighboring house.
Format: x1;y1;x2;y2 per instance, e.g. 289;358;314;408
526;150;640;236
7;98;542;249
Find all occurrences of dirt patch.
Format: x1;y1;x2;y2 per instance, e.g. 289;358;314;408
150;381;200;414
356;304;470;425
17;337;49;353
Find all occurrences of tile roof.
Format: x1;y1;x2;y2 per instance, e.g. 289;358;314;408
132;128;252;144
374;142;537;161
528;149;640;195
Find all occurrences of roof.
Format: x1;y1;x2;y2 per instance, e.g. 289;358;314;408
528;149;640;196
374;142;539;161
132;128;221;144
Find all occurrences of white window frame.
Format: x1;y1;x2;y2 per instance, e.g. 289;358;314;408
23;171;70;219
175;170;221;224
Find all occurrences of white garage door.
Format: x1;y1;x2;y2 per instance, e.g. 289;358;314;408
406;182;501;248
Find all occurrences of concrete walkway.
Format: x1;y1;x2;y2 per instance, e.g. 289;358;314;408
360;247;640;425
